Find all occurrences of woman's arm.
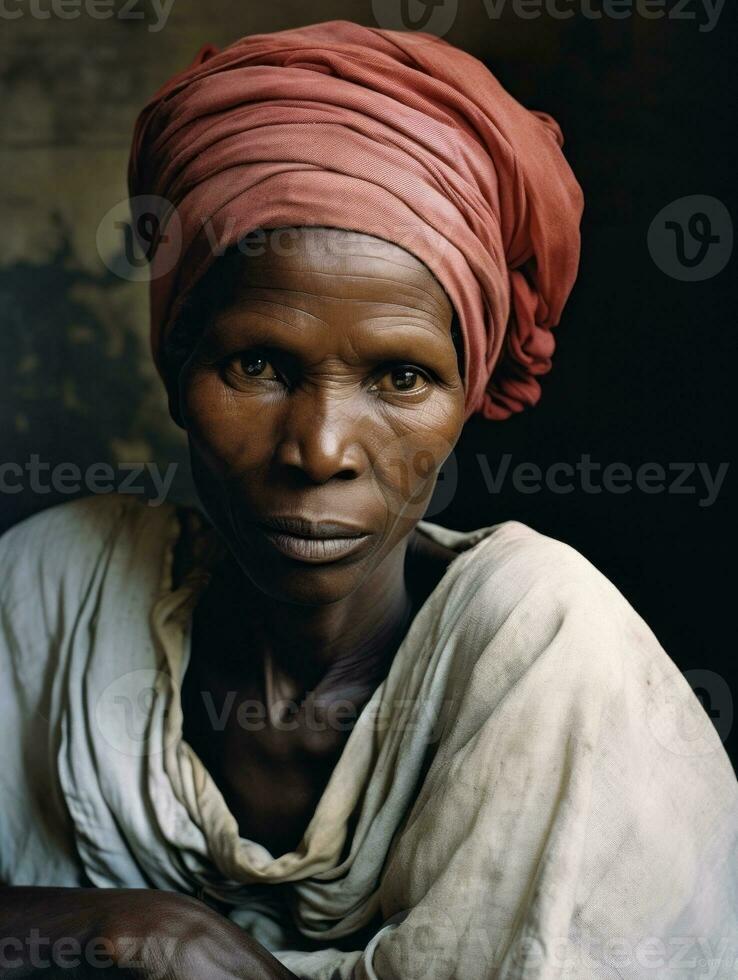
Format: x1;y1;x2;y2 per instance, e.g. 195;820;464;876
0;886;298;980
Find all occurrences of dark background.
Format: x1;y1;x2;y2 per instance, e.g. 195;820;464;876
1;0;735;769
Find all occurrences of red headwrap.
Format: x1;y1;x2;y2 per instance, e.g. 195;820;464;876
128;19;583;421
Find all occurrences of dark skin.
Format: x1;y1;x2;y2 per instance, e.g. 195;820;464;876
0;228;467;978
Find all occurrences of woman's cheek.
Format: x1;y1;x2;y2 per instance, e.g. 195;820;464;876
183;372;265;473
369;413;456;521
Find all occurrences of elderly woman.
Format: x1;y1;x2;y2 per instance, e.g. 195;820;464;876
1;19;736;980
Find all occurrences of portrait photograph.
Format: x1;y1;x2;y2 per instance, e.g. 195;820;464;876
0;1;735;977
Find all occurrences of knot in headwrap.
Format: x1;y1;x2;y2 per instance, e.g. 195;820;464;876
128;19;584;422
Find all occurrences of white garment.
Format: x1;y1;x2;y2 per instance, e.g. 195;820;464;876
0;493;736;980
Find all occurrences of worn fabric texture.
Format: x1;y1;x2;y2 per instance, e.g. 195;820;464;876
0;493;736;979
127;19;584;422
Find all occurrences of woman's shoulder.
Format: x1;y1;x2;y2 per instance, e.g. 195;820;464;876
0;495;196;737
430;517;632;616
0;493;186;616
480;519;624;595
432;518;667;695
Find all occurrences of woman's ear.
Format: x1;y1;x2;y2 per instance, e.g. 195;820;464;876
164;363;187;431
450;309;465;381
161;304;201;431
167;388;186;430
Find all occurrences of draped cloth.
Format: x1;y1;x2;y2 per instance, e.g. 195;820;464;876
1;494;736;979
127;19;584;422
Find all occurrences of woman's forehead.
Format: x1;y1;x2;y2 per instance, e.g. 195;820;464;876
227;227;453;319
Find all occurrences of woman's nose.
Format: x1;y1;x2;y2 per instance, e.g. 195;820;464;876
274;390;366;484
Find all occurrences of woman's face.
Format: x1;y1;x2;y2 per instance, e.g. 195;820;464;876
175;227;466;605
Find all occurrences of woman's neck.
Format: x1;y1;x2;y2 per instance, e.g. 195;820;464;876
194;532;421;711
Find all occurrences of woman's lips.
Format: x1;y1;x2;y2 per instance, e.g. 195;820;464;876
258;527;372;564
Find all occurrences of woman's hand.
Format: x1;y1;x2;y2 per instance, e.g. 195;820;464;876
100;895;294;980
0;886;297;979
139;902;299;980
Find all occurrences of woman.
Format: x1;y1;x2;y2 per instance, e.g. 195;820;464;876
1;20;736;980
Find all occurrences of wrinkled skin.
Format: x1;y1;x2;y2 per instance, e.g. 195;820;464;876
173;226;466;611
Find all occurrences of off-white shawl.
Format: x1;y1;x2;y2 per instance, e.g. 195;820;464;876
1;494;736;979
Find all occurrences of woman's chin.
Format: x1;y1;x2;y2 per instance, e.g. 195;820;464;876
230;527;383;607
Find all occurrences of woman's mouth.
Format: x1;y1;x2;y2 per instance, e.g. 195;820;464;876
257;527;372;563
254;515;373;564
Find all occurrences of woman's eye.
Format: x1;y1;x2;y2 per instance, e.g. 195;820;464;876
375;366;429;393
224;350;281;383
221;355;429;394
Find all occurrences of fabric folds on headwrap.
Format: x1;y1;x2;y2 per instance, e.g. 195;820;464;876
128;19;584;421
